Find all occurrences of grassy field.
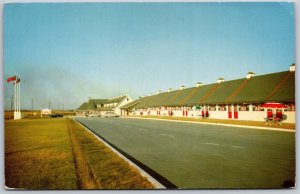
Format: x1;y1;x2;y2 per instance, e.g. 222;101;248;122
4;111;76;120
129;115;295;130
5;118;153;189
5;119;77;189
66;118;153;189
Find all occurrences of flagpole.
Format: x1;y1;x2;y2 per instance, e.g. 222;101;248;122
19;77;21;119
14;75;17;120
16;74;19;119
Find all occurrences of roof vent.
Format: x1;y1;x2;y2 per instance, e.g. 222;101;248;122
246;72;255;79
180;85;185;90
217;78;224;84
290;63;295;72
168;88;173;92
196;82;203;87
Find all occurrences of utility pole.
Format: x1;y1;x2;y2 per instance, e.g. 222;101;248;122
48;102;51;109
31;98;34;111
58;102;60;112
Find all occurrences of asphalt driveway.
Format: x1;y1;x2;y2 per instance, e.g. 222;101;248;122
75;117;295;189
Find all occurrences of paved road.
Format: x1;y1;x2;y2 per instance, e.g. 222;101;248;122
75;117;295;189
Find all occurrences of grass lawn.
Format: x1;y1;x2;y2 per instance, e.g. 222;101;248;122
66;118;153;189
5;119;77;189
5;118;153;189
129;115;295;130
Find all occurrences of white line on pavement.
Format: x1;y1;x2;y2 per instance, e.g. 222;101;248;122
232;145;246;149
204;143;220;146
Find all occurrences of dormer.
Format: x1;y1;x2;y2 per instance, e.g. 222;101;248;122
217;78;224;84
290;63;295;72
196;82;203;87
246;72;255;79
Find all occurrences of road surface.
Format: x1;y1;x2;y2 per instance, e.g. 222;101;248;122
75;117;295;189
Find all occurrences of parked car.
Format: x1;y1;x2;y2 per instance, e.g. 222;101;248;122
49;114;63;118
88;113;98;117
104;112;119;118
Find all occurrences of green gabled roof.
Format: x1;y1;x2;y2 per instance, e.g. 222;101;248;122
90;99;109;105
77;102;95;110
165;87;195;106
159;90;183;107
151;91;175;107
121;100;141;109
203;78;245;104
109;96;127;103
230;71;291;103
135;95;159;108
143;91;180;108
185;84;216;105
268;72;295;102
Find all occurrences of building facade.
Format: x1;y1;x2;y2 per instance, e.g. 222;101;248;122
121;65;295;124
76;95;133;116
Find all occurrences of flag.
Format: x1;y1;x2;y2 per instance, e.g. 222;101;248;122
7;76;16;82
13;78;21;85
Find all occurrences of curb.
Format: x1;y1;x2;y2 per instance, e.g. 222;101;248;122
73;118;166;189
123;117;295;133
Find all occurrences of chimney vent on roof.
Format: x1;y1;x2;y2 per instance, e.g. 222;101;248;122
180;85;186;90
246;72;255;79
290;63;295;72
196;82;203;87
217;78;225;84
168;88;173;92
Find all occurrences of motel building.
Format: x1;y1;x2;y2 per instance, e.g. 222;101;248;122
121;64;295;124
76;95;133;116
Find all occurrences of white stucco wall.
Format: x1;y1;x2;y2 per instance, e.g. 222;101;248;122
115;96;133;115
208;111;228;119
282;112;295;123
133;108;295;124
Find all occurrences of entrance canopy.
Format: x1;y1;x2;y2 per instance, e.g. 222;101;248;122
261;102;287;109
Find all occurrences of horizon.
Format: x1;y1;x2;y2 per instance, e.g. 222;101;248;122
4;2;295;110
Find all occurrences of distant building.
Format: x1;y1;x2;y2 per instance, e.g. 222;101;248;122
76;95;133;116
121;64;295;124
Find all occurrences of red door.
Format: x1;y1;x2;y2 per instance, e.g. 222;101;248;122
234;105;238;119
202;111;205;117
186;111;188;117
183;110;185;116
205;111;209;117
267;109;273;118
276;109;282;119
228;106;232;118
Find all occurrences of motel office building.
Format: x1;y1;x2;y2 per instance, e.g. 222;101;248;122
121;65;295;124
77;95;133;116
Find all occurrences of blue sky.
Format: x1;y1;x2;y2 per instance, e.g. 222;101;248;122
4;2;295;110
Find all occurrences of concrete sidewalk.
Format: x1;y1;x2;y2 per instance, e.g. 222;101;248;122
124;115;295;132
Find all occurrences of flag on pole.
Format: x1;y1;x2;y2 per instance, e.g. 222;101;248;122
13;78;21;84
7;76;16;83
